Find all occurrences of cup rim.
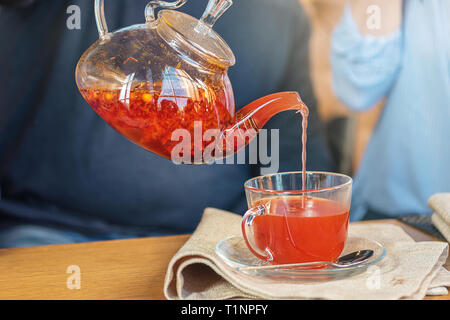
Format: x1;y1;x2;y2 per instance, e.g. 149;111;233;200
244;171;353;195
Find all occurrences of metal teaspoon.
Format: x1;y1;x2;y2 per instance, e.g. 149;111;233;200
238;250;374;271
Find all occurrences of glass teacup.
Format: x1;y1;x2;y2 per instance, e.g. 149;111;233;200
242;171;352;265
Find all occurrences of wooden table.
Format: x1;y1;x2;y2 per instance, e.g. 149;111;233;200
0;219;448;300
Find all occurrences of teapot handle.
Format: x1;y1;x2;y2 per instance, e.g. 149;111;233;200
94;0;188;39
94;0;109;39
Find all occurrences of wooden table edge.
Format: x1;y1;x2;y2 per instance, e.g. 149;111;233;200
0;219;447;300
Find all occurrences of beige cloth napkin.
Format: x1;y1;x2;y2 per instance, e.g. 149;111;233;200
429;193;450;225
164;208;450;300
429;193;450;242
432;213;450;243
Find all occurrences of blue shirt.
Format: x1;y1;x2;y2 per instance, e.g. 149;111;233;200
331;1;450;220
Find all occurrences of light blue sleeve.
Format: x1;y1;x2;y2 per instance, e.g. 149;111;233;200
330;5;403;111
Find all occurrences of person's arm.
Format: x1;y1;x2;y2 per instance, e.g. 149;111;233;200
330;1;404;111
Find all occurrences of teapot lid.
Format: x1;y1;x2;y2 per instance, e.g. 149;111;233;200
155;0;235;68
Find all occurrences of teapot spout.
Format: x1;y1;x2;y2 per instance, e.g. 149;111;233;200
235;91;305;129
218;92;306;159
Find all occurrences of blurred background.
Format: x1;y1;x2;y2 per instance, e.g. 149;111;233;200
300;0;382;176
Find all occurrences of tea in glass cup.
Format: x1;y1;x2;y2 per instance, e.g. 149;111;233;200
242;172;352;265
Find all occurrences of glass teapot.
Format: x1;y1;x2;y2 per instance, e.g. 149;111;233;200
76;0;305;164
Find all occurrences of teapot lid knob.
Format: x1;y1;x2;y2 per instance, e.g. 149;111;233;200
145;0;188;23
200;0;233;29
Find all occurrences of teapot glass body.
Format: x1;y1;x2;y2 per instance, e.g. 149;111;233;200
76;12;237;163
76;1;305;164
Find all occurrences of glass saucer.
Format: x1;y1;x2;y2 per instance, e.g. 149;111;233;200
215;235;386;281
